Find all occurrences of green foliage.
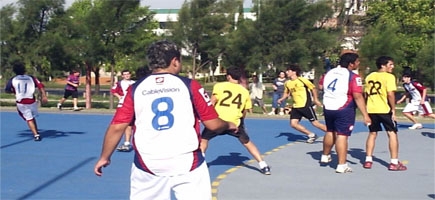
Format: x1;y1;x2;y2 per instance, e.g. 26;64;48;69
225;0;340;74
361;0;434;85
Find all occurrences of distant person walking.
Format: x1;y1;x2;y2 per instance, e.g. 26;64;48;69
396;74;435;129
320;53;371;173
57;69;80;111
111;69;136;152
363;56;407;171
5;62;48;141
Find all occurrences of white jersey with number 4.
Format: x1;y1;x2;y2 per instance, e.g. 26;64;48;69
322;67;363;110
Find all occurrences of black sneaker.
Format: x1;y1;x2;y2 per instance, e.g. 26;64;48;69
34;135;41;141
261;166;271;175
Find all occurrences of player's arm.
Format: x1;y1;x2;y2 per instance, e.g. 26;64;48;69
310;87;323;107
111;83;123;100
353;92;371;126
94;122;129;176
387;91;396;120
94;87;135;176
396;92;408;104
66;79;79;88
277;85;290;104
34;77;48;104
4;79;14;93
420;86;428;105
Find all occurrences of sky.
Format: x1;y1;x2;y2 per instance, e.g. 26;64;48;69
0;0;254;9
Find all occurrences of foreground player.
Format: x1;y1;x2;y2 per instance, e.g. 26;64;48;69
200;66;271;175
5;62;48;141
111;69;135;152
396;74;435;129
94;40;237;200
364;56;407;171
320;53;371;173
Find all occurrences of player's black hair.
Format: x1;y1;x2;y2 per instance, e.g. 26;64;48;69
226;66;244;81
339;53;359;68
12;61;26;75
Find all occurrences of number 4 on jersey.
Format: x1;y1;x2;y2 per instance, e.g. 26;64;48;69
327;78;338;92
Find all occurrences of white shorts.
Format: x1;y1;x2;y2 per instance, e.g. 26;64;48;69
17;102;38;121
130;161;211;200
402;101;433;115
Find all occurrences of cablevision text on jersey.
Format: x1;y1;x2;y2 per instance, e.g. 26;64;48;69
142;88;180;95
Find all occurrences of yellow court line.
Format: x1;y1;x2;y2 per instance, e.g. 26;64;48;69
210;140;312;199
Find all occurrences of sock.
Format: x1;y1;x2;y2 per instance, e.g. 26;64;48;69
391;159;399;164
308;133;315;138
124;141;130;146
336;163;347;170
365;156;373;162
258;161;267;168
34;134;40;137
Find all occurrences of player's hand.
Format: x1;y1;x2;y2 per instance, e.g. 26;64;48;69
94;159;111;176
41;96;48;104
314;100;323;108
227;122;238;133
363;115;372;127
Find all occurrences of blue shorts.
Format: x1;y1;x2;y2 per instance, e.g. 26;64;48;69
324;108;356;136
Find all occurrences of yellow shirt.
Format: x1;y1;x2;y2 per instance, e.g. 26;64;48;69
365;72;397;113
213;82;252;126
284;77;314;108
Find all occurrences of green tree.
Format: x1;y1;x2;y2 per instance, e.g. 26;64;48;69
226;0;339;77
360;0;434;87
170;0;242;80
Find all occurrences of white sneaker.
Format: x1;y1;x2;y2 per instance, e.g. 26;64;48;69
408;123;423;129
57;103;62;110
336;165;353;173
320;154;332;164
279;112;284;115
268;111;275;115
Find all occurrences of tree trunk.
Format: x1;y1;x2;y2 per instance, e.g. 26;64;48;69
94;66;101;94
192;48;197;80
85;62;92;109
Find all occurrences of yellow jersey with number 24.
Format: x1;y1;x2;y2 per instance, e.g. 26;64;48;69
213;82;252;126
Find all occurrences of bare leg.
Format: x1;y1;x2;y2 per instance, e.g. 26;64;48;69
242;141;264;162
26;119;39;136
335;134;348;165
402;112;418;124
73;98;78;108
290;119;311;136
200;139;209;153
387;131;399;159
124;126;132;144
311;120;327;132
365;132;378;157
322;131;335;156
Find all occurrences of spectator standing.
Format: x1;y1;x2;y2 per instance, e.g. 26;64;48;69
268;71;287;115
363;56;407;171
94;40;236;200
248;75;268;114
5;62;48;141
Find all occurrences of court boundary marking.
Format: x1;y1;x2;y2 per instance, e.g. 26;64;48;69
210;140;309;200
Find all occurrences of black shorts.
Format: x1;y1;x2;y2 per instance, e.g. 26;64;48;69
63;90;78;99
201;121;250;144
368;113;398;132
290;106;318;121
